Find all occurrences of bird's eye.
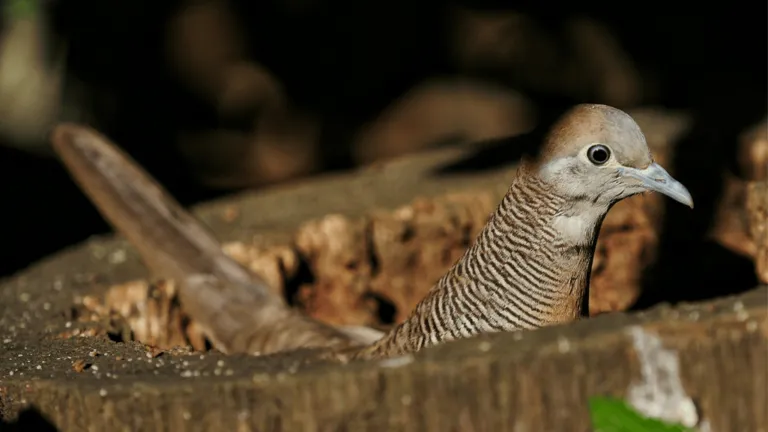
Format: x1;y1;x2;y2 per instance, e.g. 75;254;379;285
587;144;611;165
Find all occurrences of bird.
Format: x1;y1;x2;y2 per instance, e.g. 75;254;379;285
353;103;694;359
49;103;693;361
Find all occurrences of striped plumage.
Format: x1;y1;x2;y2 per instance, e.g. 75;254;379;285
355;161;596;358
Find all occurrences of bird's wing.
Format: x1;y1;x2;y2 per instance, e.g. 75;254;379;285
50;123;362;355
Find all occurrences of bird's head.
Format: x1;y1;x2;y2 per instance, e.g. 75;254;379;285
534;104;693;209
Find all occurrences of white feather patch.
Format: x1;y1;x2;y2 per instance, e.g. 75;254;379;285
552;214;594;246
335;325;386;344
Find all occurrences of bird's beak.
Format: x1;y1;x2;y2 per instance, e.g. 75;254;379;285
620;162;694;208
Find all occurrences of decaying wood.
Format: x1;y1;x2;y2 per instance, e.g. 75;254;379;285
747;180;768;283
710;173;758;258
737;119;768;181
84;109;691;350
710;119;767;268
81;279;206;351
80;186;664;349
743;122;768;282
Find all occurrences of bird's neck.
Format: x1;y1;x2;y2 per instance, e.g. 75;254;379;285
363;162;606;358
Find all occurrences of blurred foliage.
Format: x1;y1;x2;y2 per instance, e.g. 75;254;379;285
5;0;38;19
589;397;696;432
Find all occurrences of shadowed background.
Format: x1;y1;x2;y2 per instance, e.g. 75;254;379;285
0;0;765;309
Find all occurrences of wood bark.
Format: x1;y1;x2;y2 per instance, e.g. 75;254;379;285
1;288;765;431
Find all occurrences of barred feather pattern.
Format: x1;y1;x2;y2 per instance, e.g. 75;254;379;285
356;162;598;359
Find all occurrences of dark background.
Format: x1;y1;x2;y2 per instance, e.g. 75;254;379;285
0;1;765;308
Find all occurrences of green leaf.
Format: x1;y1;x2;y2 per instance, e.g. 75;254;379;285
588;396;696;432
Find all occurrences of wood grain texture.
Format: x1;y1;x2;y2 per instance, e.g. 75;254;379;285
1;287;765;431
